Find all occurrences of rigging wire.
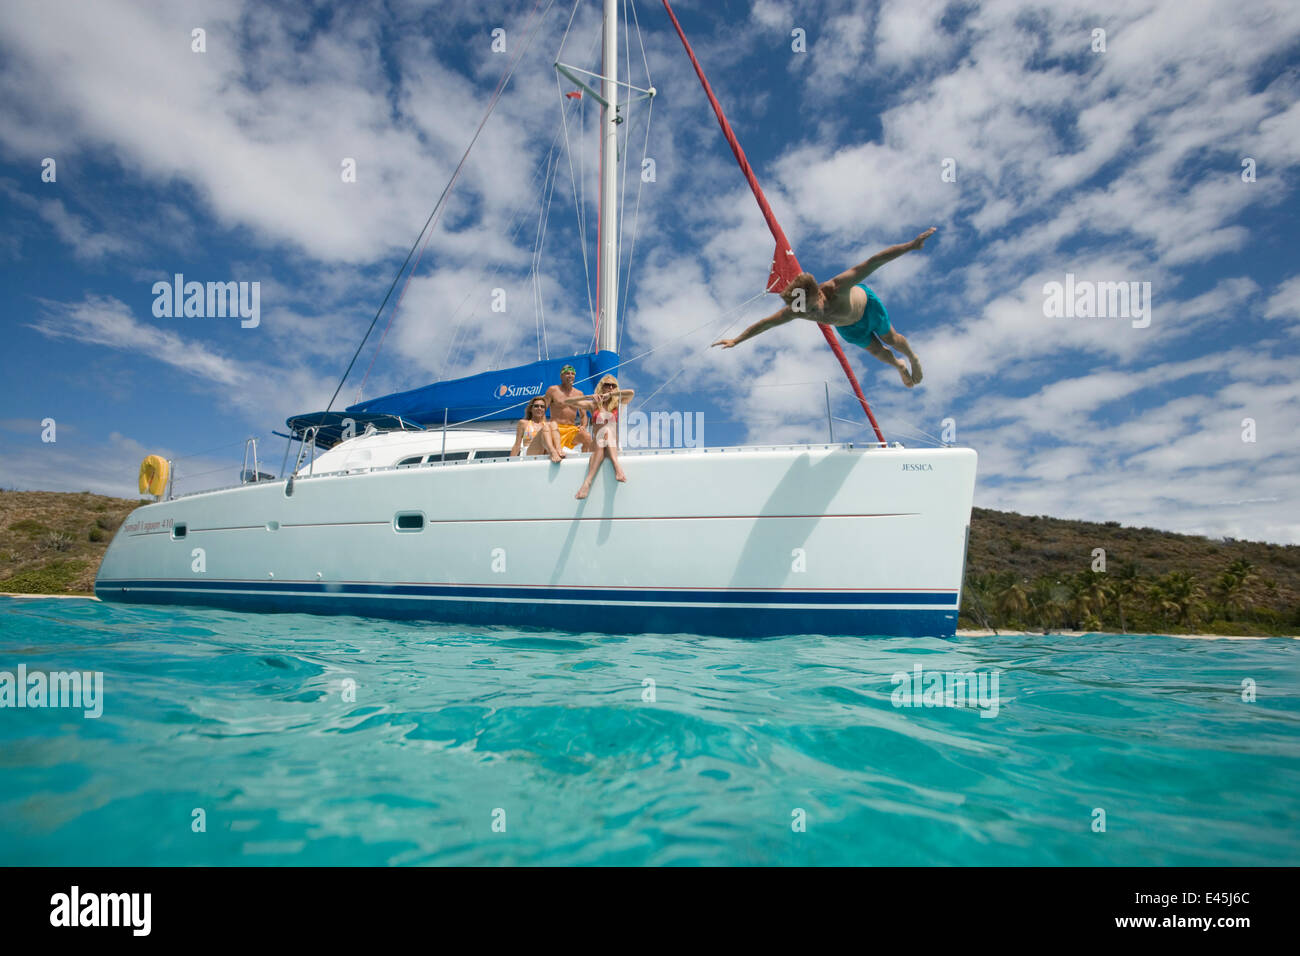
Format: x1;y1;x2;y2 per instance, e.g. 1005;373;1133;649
531;144;561;361
172;462;246;482
365;0;562;395
556;59;597;332
579;74;588;325
556;0;582;57
165;436;262;463
618;95;652;338
439;287;769;430
615;0;632;333
484;144;573;373
536;142;564;359
324;0;553;416
819;378;944;446
632;364;686;409
630;0;652;81
436;289;479;382
617;0;654;336
440;114;574;382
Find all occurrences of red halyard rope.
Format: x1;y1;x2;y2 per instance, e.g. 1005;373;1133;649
660;0;886;444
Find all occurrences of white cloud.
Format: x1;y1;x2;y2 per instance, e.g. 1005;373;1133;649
33;295;248;387
3;0;1299;548
873;0;958;71
0;179;134;261
1264;274;1300;322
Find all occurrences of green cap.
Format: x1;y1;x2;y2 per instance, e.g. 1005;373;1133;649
560;364;576;374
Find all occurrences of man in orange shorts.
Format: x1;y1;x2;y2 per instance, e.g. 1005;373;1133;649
544;365;594;452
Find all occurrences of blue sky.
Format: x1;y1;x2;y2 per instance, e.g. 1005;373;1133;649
1;0;1298;543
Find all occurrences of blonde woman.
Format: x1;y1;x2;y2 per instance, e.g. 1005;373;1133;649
510;398;565;463
712;227;936;388
561;375;634;499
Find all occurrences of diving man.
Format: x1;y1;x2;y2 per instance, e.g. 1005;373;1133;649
713;227;936;388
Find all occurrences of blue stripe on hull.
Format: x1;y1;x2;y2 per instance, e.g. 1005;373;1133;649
94;581;958;638
96;578;956;606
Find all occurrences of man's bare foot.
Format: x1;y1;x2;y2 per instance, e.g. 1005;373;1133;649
908;355;923;384
575;482;591;500
911;226;937;250
897;364;915;388
614;469;627;482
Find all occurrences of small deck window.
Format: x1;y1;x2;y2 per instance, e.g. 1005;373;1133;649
431;452;470;462
397;456;424;467
394;512;425;532
472;449;511;459
171;523;187;540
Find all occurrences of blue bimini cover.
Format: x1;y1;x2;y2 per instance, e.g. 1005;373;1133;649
345;351;620;425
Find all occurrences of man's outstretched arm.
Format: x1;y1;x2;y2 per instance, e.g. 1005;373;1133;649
712;305;795;349
831;226;937;289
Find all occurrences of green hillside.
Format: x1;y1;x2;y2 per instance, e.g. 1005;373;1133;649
2;490;1296;635
0;490;140;594
960;508;1300;635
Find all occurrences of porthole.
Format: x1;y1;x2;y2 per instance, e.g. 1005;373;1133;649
394;512;425;532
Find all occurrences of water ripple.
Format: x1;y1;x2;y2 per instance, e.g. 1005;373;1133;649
0;597;1296;865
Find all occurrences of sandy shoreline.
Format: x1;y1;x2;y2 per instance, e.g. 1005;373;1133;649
956;628;1294;640
2;591;99;600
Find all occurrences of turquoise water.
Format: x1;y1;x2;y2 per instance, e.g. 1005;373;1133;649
1;595;1297;866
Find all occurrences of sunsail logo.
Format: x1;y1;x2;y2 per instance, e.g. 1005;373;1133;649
494;382;545;399
50;886;151;936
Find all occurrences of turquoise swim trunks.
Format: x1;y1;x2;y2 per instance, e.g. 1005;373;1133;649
834;283;891;348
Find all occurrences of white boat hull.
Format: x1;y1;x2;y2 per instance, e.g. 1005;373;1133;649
95;444;977;638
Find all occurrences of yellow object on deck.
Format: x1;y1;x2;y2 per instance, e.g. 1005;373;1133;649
138;455;169;496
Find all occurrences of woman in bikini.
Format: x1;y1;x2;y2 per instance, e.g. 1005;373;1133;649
510;398;566;463
561;375;635;500
712;227;936;388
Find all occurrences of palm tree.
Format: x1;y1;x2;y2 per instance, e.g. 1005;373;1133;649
1028;578;1069;632
1067;570;1110;629
1213;558;1258;621
994;572;1030;627
1109;562;1144;633
962;572;999;631
1148;571;1207;629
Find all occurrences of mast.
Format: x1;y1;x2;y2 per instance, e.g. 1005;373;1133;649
596;0;619;355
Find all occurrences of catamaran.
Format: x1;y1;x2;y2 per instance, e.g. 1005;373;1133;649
95;0;978;638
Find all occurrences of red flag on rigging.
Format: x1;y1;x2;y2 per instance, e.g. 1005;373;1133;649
768;244;801;294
